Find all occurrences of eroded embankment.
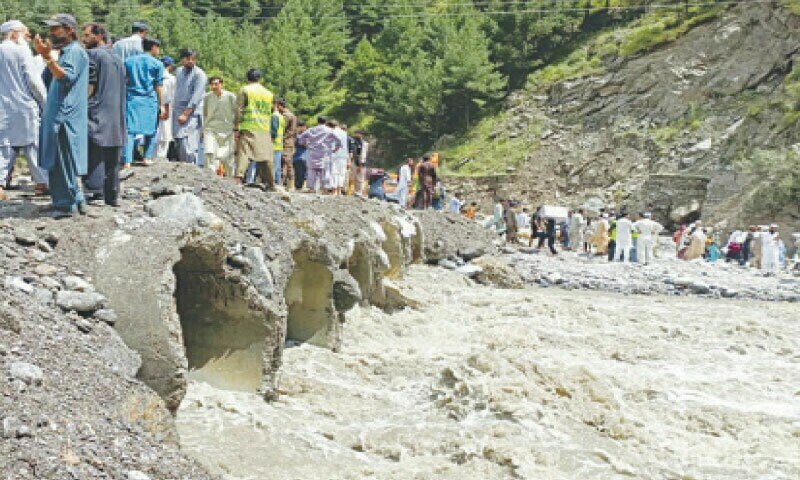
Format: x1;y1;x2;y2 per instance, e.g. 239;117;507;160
83;163;498;411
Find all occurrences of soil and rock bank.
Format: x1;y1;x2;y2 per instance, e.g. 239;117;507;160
1;163;497;479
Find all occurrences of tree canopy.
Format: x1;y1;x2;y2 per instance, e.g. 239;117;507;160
0;0;688;161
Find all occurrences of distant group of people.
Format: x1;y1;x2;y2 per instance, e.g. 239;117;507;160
368;154;452;211
480;196;798;273
485;203;665;265
698;223;794;274
0;15;375;218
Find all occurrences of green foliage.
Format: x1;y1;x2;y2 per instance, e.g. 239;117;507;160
738;149;800;214
528;46;605;91
618;7;723;57
0;0;731;163
781;0;800;16
439;116;542;177
262;0;347;116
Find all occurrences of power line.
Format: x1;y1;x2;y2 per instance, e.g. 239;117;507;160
11;0;765;20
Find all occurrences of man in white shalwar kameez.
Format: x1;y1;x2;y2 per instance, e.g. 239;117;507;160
155;56;175;160
568;209;585;251
633;213;663;265
760;224;781;274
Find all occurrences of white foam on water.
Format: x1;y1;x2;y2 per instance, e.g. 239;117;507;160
177;266;800;480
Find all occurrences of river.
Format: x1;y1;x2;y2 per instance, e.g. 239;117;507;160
176;265;800;479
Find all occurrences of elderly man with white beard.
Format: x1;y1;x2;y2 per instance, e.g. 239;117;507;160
0;20;48;200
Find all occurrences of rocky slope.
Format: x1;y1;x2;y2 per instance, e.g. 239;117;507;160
0;164;497;479
443;3;800;233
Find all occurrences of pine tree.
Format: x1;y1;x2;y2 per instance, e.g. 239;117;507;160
339;38;384;109
430;11;506;130
262;0;347;116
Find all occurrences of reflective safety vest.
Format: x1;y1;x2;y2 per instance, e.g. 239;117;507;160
239;83;273;132
272;111;286;151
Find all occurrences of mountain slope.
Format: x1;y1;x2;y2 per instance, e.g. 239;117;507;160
442;3;800;232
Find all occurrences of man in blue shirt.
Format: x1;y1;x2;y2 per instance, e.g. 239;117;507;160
123;38;164;167
35;14;89;218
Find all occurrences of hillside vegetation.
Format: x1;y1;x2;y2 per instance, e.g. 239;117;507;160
440;2;800;231
1;0;699;159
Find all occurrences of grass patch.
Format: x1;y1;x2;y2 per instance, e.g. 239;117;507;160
618;7;724;57
782;63;800;125
528;47;606;91
781;0;800;15
526;6;724;92
439;116;541;177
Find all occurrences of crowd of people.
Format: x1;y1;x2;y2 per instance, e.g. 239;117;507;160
0;16;385;217
481;200;799;273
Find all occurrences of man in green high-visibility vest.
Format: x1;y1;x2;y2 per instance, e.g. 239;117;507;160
234;68;274;189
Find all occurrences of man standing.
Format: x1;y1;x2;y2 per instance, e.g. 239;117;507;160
235;69;274;188
277;99;297;189
351;130;369;197
569;209;585;251
35;14;89;217
203;76;236;176
82;23;125;206
328;120;348;195
393;157;414;208
297;117;342;193
155;56;175;160
123;38;163;167
633;212;663;265
614;212;634;262
761;224;781;274
292;120;308;191
112;21;147;60
0;20;48;200
271;102;286;187
417;154;437;209
173;49;207;165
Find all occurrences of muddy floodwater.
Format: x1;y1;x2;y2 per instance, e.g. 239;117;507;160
176;266;800;479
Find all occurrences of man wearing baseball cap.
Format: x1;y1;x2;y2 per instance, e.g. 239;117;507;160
0;19;48;200
35;13;89;217
112;21;148;60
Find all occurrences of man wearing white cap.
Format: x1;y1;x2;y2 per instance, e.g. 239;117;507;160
761;224;781;274
0;20;48;200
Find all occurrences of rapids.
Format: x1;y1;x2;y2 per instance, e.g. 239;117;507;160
176;266;800;479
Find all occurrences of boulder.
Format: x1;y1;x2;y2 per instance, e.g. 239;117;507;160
471;257;524;289
689;281;711;294
55;291;107;313
145;193;224;230
63;275;95;292
9;362;44;386
455;264;483;279
332;270;362;312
